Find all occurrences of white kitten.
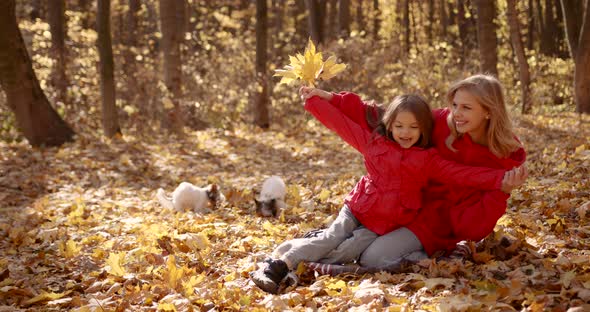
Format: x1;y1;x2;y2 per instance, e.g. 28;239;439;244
156;182;222;212
255;176;287;217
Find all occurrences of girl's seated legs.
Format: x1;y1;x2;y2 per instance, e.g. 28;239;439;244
359;227;427;268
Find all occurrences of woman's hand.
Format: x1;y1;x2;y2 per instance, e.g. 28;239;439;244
299;86;333;101
500;165;528;193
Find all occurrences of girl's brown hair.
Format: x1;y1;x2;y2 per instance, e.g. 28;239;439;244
445;74;521;158
366;94;434;148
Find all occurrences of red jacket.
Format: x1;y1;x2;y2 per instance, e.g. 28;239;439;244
305;95;506;235
325;92;526;254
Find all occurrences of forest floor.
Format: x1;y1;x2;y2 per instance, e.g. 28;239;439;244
0;111;589;311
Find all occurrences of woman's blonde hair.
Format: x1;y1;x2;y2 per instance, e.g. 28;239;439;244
445;74;521;158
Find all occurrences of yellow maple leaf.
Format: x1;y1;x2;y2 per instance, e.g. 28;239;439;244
106;252;127;277
23;291;65;306
165;255;184;290
274;38;346;87
62;239;81;258
317;188;331;202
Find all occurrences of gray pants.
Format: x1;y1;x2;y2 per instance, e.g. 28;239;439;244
275;206;428;270
358;227;427;268
275;206;377;269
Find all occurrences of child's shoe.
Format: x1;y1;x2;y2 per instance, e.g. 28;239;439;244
250;258;289;294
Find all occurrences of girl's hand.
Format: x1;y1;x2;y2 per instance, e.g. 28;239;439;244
299;86;333;101
500;165;528;193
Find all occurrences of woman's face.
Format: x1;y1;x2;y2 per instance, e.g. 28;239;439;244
451;89;489;144
391;111;421;148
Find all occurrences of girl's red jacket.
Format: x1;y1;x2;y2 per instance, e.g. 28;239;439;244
304;94;506;236
323;92;526;254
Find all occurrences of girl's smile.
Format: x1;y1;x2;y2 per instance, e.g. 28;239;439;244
391;111;421;148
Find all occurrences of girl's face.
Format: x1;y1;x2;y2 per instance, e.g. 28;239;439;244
451;89;490;144
391;111;421;148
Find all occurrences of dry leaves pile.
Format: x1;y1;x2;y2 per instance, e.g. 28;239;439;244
0;112;588;311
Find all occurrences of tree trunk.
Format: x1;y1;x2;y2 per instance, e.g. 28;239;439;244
527;0;535;50
426;0;434;42
30;0;43;20
475;0;498;77
0;0;74;146
255;0;269;128
294;0;307;40
541;0;558;55
507;0;532;114
79;0;91;28
373;0;381;40
48;0;67;106
159;0;185;133
356;0;363;34
305;0;323;45
561;0;590;114
403;0;410;54
126;0;140;65
97;0;121;137
338;0;350;38
457;0;469;66
439;0;448;39
327;0;337;39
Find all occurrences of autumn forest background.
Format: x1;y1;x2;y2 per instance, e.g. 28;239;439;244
0;0;589;311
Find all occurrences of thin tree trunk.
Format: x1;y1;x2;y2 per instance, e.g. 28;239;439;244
561;0;590;114
79;0;91;28
305;0;323;45
475;0;499;76
373;0;380;40
97;0;121;137
48;0;67;106
403;0;410;55
527;0;535;50
159;0;185;133
125;0;140;109
0;0;74;146
31;0;43;20
327;0;337;39
439;0;448;39
426;0;434;42
542;0;559;55
294;0;307;40
507;0;532;114
338;0;350;38
255;0;269;128
457;0;469;66
356;0;363;34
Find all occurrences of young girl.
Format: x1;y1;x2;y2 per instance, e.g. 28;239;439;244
250;87;519;294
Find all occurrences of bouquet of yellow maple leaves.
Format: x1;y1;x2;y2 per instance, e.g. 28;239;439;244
274;39;347;87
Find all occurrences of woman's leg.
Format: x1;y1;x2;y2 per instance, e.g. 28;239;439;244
359;227;427;268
